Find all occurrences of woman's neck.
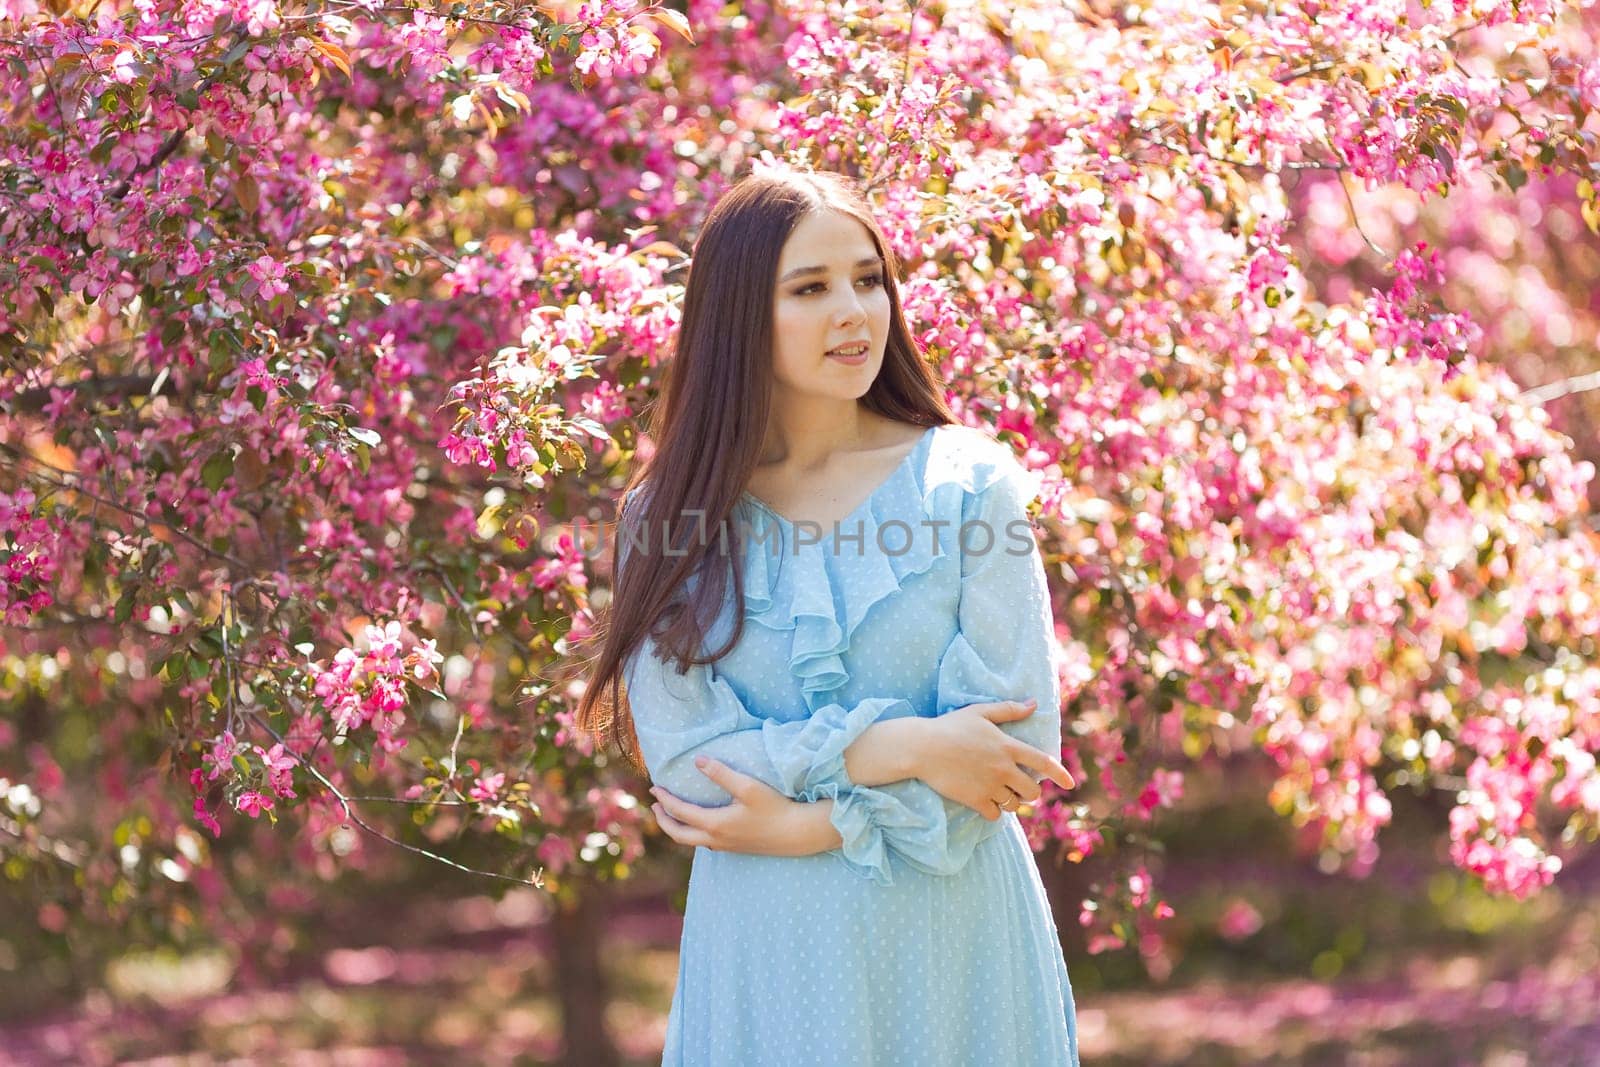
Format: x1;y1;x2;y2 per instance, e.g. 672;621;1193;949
759;406;882;471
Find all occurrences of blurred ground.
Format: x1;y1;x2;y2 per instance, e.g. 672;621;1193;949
3;873;1596;1065
4;765;1596;1066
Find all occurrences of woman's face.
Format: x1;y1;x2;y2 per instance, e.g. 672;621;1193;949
770;209;892;403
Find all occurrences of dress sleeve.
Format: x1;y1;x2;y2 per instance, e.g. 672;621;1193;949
823;451;1064;881
617;502;925;881
622;633;917;813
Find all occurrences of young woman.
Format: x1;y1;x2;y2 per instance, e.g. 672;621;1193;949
577;165;1081;1066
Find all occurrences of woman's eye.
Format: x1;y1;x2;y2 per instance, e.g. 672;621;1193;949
793;275;882;296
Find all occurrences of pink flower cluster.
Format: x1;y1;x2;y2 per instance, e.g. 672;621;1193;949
190;731;300;833
308;621;445;755
0;488;60;626
572;1;659;79
440;231;675;479
1445;689;1600;898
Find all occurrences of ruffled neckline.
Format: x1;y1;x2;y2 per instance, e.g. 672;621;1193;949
734;423;1029;710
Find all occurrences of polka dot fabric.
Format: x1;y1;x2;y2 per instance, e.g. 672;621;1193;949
621;425;1080;1066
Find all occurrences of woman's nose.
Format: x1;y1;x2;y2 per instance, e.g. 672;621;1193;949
834;292;865;327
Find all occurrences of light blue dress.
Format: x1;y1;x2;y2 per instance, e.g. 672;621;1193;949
621;424;1080;1067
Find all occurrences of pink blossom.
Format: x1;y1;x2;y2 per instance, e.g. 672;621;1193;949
470;771;506;802
202;731;240;781
235;790;275;818
1217;898;1264;941
1580;60;1600;110
192;797;222;837
43;386;72;422
246;255;290;300
256;743;298;799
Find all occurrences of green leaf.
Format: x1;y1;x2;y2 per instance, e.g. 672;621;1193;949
201;449;234;491
1505;162;1527;191
114;587;137;625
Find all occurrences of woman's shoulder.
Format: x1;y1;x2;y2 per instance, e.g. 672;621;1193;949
924;424;1039;501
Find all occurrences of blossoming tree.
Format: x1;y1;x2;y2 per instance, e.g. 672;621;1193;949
3;0;1599;1054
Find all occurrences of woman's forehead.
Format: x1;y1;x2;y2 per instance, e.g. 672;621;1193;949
777;210;879;268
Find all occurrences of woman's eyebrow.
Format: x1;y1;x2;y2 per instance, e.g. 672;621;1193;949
777;257;881;283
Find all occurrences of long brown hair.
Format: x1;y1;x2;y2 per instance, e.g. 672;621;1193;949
572;165;954;772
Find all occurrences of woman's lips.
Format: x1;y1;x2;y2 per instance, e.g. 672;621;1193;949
826;343;869;365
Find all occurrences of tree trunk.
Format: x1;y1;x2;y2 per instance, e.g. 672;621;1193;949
551;877;621;1067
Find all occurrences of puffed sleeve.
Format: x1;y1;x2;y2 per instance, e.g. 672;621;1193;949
616;498;924;871
825;451;1064;881
625;633;942;884
622;633;918;812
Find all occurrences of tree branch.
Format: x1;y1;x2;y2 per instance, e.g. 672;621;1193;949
0;441;255;573
1521;370;1600;405
9;374;180;414
245;711;547;890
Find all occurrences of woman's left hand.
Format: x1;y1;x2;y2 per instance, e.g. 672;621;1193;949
649;757;840;857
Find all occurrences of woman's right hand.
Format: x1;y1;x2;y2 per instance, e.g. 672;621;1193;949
915;700;1076;821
